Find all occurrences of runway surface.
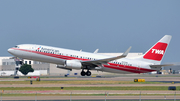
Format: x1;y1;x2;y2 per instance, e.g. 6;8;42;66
0;83;180;87
2;90;179;94
1;76;180;81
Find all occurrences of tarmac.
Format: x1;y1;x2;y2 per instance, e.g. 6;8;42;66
2;90;179;94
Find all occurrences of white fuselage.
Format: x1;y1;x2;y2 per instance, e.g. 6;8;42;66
8;44;155;74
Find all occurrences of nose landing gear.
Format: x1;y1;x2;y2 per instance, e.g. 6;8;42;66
14;57;23;79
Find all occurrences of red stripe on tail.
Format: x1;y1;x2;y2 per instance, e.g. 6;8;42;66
143;42;168;61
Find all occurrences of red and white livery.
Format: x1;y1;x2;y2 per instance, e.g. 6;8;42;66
8;35;172;76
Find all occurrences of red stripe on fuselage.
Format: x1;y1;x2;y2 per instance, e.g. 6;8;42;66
12;48;155;73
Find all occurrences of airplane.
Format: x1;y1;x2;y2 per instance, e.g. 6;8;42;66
8;35;172;76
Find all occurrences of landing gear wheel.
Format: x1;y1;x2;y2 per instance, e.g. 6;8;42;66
86;71;91;76
81;70;86;76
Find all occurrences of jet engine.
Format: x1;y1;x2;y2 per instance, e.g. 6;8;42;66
65;60;82;69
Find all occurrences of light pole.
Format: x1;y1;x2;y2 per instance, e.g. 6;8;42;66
174;91;176;101
139;91;141;101
105;92;106;101
70;92;72;101
35;92;37;101
1;90;4;101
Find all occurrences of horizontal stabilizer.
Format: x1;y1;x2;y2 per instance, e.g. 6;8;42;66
150;64;174;70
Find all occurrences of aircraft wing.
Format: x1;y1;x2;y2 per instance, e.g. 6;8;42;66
150;64;174;70
81;47;131;66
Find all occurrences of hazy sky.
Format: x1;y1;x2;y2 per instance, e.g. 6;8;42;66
0;0;179;63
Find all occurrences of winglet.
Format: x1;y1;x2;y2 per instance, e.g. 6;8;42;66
94;49;99;53
122;46;131;57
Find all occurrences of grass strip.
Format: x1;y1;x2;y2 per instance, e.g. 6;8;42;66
0;86;179;90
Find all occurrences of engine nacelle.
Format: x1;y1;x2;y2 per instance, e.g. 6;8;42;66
65;60;82;69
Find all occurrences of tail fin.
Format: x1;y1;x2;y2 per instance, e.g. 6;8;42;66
138;35;172;64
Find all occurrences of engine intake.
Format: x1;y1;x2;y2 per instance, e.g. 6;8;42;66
65;60;82;69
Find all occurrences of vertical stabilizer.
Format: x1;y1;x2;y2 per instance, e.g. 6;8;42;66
138;35;172;64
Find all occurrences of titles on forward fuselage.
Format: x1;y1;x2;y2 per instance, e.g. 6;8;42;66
38;47;59;54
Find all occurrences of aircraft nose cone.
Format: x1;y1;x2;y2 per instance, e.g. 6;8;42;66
8;48;14;54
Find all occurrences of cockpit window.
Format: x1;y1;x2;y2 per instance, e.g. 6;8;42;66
14;46;19;48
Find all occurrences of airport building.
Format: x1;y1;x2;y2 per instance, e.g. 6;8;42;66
0;53;178;76
163;63;180;74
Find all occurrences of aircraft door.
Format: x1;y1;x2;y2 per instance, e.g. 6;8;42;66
136;63;141;71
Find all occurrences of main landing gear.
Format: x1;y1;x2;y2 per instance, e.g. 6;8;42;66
81;69;91;76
